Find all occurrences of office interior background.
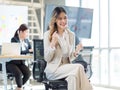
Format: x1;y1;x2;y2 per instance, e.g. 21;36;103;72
0;0;120;90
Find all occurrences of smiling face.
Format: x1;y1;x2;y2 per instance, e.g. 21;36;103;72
49;7;67;41
55;12;68;30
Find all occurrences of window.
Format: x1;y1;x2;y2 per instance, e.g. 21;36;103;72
65;0;80;7
80;0;120;88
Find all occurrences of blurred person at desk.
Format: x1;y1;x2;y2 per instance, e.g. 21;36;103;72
6;24;33;90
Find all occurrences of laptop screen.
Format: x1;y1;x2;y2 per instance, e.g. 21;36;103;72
33;39;44;60
1;43;21;55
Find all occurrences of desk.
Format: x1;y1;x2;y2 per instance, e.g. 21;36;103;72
0;55;33;90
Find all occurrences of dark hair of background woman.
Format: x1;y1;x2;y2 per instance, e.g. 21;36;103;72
14;24;28;37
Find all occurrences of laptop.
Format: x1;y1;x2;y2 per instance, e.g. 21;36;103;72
1;43;21;55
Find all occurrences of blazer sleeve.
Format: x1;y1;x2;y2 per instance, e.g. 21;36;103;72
44;31;56;62
68;32;76;62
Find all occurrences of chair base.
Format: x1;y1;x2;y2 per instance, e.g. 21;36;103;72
7;73;14;90
43;80;67;90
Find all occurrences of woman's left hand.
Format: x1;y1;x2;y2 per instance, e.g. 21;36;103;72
74;43;83;57
75;43;83;52
73;51;79;57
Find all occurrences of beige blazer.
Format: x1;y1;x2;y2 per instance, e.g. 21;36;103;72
44;30;76;74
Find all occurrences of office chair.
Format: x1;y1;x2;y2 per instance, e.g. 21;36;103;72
32;39;67;90
7;73;14;90
73;46;94;79
0;65;15;90
82;46;94;79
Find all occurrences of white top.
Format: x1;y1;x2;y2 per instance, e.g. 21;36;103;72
20;40;28;51
58;30;70;57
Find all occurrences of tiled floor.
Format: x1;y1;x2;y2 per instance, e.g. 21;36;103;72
0;76;118;90
0;81;118;90
0;85;118;90
93;86;118;90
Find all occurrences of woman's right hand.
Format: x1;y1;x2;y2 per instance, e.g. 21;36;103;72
50;31;58;48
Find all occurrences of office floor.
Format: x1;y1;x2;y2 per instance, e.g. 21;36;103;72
0;73;118;90
0;79;118;90
0;85;117;90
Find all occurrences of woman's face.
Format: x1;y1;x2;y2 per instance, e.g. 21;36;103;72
20;29;28;39
55;12;68;30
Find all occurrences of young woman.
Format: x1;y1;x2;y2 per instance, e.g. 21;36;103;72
44;7;93;90
6;24;32;90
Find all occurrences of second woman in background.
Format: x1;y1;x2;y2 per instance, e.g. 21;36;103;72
6;24;32;90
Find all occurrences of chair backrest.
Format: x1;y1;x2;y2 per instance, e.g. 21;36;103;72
82;46;94;79
32;39;47;82
33;39;44;60
82;46;94;64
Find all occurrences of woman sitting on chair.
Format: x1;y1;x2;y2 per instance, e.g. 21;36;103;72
44;7;93;90
6;24;33;90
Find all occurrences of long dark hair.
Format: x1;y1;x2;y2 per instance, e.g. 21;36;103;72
14;24;28;37
49;7;67;41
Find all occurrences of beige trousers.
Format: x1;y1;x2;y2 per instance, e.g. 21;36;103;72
49;64;93;90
